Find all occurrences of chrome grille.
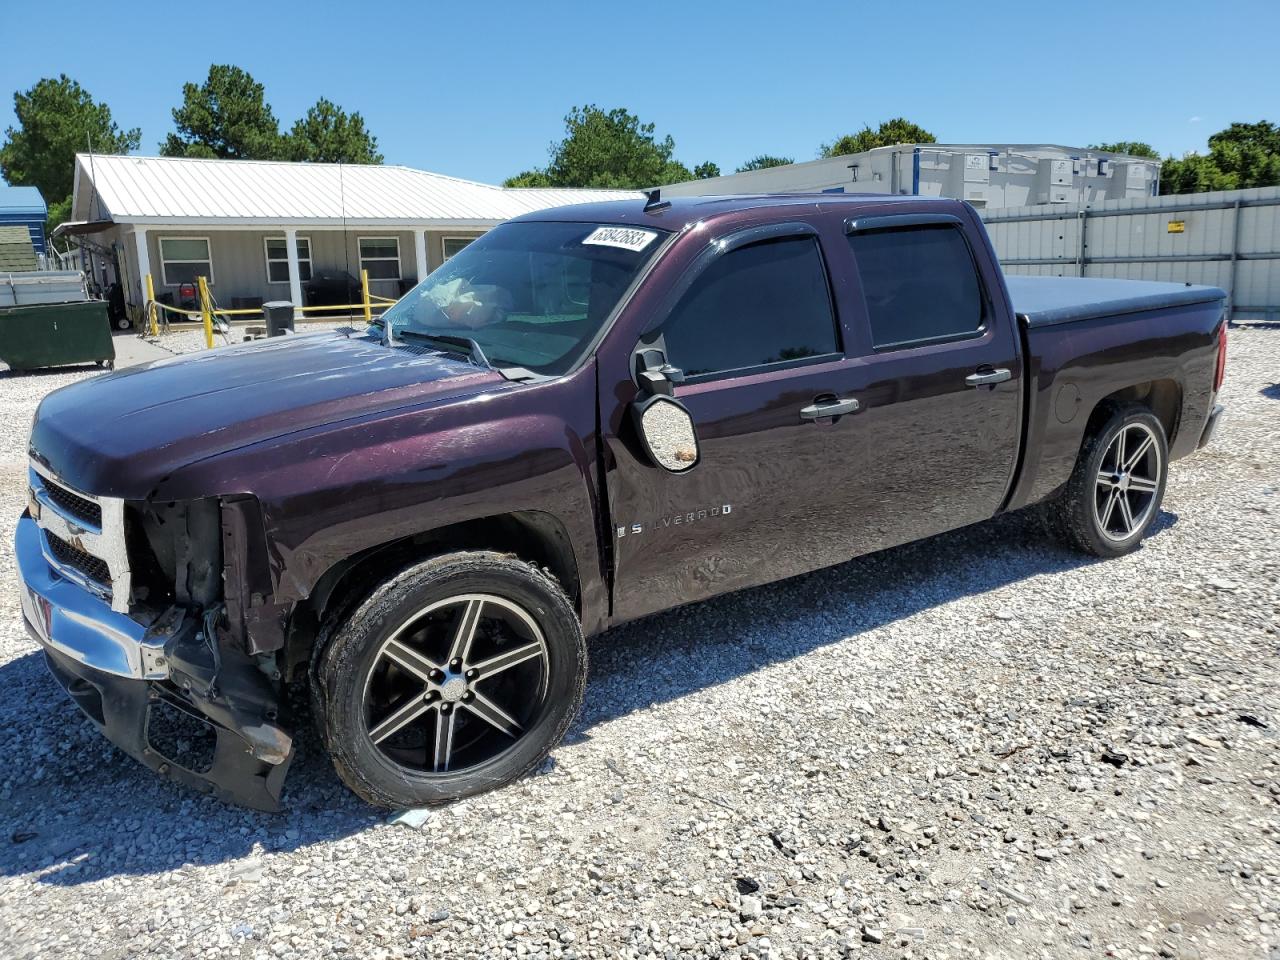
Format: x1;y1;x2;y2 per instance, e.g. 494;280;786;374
45;531;112;592
41;479;102;528
29;459;131;613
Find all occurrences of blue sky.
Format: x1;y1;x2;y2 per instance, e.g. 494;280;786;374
3;0;1278;185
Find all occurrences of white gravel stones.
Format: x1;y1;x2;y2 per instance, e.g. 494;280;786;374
1;326;1278;959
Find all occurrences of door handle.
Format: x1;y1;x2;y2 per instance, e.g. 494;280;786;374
965;367;1012;387
800;397;860;420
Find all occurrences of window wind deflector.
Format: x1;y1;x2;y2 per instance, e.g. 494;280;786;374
715;221;818;256
845;212;963;234
396;330;494;370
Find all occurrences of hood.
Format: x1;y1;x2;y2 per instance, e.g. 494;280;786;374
30;331;508;498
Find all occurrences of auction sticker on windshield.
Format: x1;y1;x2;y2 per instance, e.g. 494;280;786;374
582;226;659;252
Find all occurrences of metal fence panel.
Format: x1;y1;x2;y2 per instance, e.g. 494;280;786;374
980;186;1280;321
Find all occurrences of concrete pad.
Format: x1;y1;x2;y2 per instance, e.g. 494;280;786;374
111;332;171;369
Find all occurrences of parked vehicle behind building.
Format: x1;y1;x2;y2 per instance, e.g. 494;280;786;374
17;195;1227;809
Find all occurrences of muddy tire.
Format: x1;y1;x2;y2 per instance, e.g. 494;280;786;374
1045;403;1168;558
311;551;586;808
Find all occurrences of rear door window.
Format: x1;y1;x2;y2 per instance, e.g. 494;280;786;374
661;236;840;380
847;225;985;350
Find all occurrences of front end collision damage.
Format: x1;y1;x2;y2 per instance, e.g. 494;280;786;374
43;643;292;812
24;339;608;811
27;490;295;811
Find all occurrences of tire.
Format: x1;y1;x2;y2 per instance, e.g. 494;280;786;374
311;551;586;808
1045;403;1168;558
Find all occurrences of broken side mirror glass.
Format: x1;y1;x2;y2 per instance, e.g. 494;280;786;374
633;394;700;473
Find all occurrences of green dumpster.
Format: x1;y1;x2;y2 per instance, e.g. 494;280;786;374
0;300;116;372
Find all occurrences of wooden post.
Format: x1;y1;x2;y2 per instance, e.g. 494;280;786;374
198;276;213;349
361;269;372;324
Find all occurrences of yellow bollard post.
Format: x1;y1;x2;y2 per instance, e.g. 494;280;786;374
361;269;372;324
145;273;158;337
198;276;213;349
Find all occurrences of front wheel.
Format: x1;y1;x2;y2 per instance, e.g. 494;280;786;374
312;552;587;808
1046;403;1168;557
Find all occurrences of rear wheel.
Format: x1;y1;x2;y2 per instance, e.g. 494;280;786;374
312;552;586;808
1046;404;1168;557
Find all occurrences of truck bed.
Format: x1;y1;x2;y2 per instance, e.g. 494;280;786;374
1006;275;1226;327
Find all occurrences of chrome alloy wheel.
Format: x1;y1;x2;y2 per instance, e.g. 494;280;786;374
361;594;549;774
1093;422;1162;541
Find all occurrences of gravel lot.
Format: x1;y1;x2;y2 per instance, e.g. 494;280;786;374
0;327;1277;960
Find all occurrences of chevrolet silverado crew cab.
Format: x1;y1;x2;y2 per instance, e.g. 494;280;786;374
18;194;1228;810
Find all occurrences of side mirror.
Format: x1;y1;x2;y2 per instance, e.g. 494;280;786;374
632;394;700;473
635;348;685;397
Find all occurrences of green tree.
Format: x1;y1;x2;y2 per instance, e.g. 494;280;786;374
1205;121;1280;187
693;161;721;179
1160;153;1234;194
161;65;282;159
819;118;936;158
547;105;693;187
506;105;708;188
502;169;555;188
283;98;382;163
1089;141;1160;159
736;154;795;172
0;74;140;230
1158;120;1280;194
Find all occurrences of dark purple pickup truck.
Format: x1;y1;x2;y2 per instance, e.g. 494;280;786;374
18;194;1228;810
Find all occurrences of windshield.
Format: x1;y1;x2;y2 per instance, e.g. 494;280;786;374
379;221;669;377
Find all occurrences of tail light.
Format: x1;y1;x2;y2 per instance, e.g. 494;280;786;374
1213;321;1228;392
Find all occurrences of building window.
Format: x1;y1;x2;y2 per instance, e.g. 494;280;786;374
359;237;401;280
264;237;312;283
158;237;213;286
442;236;475;260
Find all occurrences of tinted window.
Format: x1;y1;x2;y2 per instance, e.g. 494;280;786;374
661;236;838;379
848;225;984;349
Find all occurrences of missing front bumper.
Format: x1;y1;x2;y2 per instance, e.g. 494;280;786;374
17;513;293;811
40;646;293;812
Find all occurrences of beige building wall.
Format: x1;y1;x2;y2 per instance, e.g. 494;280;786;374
138;228;488;307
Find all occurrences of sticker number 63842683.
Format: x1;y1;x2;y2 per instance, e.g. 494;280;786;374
582;226;659;252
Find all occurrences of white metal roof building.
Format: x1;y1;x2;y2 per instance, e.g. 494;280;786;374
663;143;1162;209
70;154;631;225
64;154;638;321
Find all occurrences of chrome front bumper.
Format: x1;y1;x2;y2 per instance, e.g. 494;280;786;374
16;515;168;680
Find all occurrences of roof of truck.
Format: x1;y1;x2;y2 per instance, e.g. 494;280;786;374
512;192;960;230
